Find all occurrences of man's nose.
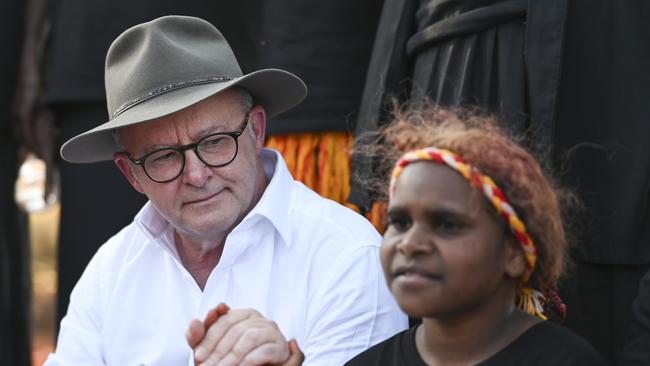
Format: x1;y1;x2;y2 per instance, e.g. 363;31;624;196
181;150;212;187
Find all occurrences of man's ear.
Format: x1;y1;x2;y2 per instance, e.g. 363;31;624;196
248;105;267;153
504;237;527;280
114;152;146;194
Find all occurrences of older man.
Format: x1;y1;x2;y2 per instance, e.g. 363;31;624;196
45;15;406;366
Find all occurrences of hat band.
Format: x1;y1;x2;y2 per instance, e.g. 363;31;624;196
112;76;234;119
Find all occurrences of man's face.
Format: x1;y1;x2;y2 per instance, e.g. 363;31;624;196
114;90;267;240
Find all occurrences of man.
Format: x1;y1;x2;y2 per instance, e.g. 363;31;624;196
45;15;406;365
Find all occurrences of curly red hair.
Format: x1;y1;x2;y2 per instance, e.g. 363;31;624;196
356;104;572;305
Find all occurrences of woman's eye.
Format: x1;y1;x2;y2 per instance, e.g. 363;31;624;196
387;216;411;232
434;220;463;234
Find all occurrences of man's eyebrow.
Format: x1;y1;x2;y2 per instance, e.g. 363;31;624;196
139;143;175;155
196;124;229;138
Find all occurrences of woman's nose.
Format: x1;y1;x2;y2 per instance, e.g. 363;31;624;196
395;224;434;257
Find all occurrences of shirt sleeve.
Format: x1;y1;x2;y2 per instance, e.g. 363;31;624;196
302;245;408;365
44;248;107;365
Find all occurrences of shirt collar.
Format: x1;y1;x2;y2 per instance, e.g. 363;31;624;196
235;148;294;247
135;148;294;248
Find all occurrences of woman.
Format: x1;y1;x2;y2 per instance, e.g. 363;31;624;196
346;105;607;365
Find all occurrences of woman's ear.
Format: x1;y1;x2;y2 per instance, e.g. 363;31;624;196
504;237;527;279
114;152;146;194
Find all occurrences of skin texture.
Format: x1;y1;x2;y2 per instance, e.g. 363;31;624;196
114;90;298;365
186;304;303;366
383;162;537;365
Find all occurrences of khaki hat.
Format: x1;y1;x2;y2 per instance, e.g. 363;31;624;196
60;15;307;163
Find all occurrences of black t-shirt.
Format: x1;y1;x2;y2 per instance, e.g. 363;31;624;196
346;321;609;366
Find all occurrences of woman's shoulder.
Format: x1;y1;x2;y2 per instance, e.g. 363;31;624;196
481;321;609;366
345;326;426;366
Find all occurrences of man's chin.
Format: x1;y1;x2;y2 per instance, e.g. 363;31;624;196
175;217;236;239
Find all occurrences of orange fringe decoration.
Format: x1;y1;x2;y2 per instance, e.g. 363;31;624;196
266;132;385;232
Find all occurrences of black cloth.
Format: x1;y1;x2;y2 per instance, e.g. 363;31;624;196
619;270;650;366
553;2;650;363
345;321;608;366
45;0;262;104
0;0;27;132
0;0;31;364
559;263;650;365
350;0;567;210
553;0;650;265
45;0;263;326
259;0;384;135
0;140;31;366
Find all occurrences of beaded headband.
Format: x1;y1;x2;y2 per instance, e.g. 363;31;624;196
389;147;537;283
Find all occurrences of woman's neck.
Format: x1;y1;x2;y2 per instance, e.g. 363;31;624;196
416;302;538;365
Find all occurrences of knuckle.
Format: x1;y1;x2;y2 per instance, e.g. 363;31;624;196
242;328;265;344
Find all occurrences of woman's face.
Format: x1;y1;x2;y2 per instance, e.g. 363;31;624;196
382;162;521;320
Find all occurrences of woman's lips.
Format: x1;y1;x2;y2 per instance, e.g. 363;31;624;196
392;265;442;288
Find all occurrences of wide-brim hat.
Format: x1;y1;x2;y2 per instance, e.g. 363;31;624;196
60;15;307;163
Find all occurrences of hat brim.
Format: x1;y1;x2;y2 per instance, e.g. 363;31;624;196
60;68;307;163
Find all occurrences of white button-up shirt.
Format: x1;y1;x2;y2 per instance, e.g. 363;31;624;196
46;149;407;366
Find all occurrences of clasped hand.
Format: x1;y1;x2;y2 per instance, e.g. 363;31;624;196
186;303;303;366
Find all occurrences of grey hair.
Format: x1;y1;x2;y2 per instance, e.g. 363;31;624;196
236;87;253;113
235;87;256;139
112;129;125;150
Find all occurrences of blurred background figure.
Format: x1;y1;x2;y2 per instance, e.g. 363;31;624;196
350;0;650;363
0;0;31;364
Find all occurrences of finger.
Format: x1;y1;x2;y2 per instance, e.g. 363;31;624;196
205;318;277;366
285;339;304;366
238;342;291;366
194;309;258;362
186;319;206;348
204;303;230;328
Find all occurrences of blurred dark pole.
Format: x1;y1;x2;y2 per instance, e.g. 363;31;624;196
0;0;32;364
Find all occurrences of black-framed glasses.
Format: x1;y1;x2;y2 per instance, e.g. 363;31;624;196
127;112;250;183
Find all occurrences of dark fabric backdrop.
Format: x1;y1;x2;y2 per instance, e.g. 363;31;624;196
0;0;31;364
259;0;384;135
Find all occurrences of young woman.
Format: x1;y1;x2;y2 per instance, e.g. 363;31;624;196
346;106;607;365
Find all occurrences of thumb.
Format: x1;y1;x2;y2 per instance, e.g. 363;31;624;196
284;339;304;366
185;318;205;348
